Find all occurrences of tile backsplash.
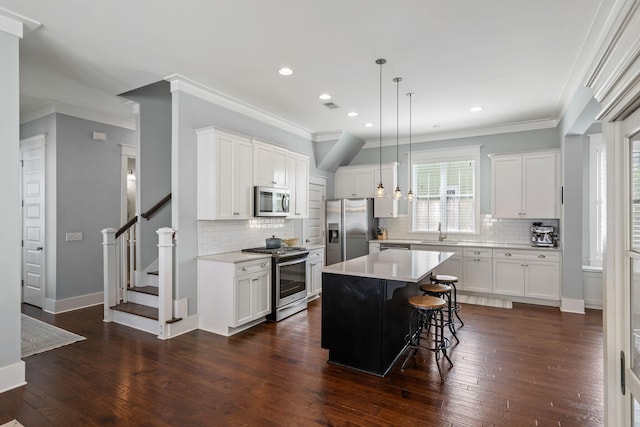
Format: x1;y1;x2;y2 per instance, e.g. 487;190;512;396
380;214;559;245
198;218;298;255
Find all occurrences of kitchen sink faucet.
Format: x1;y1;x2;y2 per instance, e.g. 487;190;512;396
438;222;447;242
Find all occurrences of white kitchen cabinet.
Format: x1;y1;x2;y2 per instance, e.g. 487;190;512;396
491;150;560;219
254;140;288;188
334;166;374;198
306;247;324;300
369;242;381;254
198;257;271;336
287;153;309;218
462;247;493;292
196;128;253;220
492;249;560;300
410;244;462;281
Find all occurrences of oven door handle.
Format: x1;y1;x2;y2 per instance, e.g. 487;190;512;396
278;256;307;267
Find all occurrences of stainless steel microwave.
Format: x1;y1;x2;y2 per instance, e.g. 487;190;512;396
254;186;290;217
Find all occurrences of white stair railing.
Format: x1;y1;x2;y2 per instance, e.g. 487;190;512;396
156;227;175;339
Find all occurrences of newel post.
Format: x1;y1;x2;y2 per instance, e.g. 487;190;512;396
101;228;117;322
157;227;175;339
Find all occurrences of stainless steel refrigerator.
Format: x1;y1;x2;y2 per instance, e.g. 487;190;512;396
326;198;379;265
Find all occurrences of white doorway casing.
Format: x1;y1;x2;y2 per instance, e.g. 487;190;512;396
20;134;46;308
304;175;327;247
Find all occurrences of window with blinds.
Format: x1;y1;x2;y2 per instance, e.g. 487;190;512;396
409;146;480;234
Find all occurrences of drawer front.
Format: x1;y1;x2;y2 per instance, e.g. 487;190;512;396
236;259;271;275
308;249;324;259
491;249;560;262
463;247;492;258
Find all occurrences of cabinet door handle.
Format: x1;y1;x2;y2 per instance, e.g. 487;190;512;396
505;253;512;257
474;258;481;262
261;263;268;267
242;267;248;271
474;251;480;255
538;254;546;259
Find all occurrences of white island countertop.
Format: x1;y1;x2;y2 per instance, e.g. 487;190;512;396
322;249;453;283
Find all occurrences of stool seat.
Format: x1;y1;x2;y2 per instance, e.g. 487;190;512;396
432;274;458;283
420;282;452;294
408;295;446;310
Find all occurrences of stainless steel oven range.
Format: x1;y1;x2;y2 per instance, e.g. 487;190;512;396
241;246;309;321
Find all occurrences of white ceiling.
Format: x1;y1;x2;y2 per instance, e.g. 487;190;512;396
2;0;614;141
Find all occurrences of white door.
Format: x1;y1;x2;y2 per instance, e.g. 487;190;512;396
305;179;326;246
21;135;46;308
611;105;640;425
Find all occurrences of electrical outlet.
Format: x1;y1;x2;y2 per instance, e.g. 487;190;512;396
66;232;83;241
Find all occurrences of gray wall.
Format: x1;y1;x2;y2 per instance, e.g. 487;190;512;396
0;29;23;384
20;114;137;301
122;82;172;270
173;90;332;315
350;128;561;214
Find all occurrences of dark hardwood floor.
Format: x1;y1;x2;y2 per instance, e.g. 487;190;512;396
1;299;603;426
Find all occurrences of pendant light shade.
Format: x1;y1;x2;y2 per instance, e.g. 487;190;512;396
406;92;414;202
393;77;403;200
375;58;386;198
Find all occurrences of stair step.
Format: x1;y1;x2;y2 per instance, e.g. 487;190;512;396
129;286;159;296
111;302;183;324
112;302;158;320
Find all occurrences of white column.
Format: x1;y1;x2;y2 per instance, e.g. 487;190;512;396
101;228;117;322
157;227;175;339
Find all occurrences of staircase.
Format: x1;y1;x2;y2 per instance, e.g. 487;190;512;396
102;222;184;339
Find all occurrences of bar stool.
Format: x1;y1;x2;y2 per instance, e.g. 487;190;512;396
400;295;453;383
419;282;459;343
431;274;463;331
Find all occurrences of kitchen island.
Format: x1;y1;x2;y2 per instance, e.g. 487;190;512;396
321;249;453;376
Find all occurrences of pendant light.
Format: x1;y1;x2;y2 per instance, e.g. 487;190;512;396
406;92;414;202
375;58;386;198
393;76;403;200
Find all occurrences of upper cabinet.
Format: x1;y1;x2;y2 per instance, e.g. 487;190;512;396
286;153;309;218
196;128;309;220
254;140;288;188
491;150;560;219
197;128;254;220
334;163;398;218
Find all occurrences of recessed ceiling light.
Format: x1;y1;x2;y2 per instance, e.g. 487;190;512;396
278;67;294;76
318;93;332;100
347;112;358;117
364;123;374;127
470;106;483;112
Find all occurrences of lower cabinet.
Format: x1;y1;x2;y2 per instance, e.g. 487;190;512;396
306;248;324;300
492;249;560;300
462;247;492;292
198;257;271;336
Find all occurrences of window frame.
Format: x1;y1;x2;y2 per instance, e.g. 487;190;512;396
408;145;481;235
589;134;605;267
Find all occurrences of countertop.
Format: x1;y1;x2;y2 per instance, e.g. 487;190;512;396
322;249;453;283
197;252;271;263
369;239;561;251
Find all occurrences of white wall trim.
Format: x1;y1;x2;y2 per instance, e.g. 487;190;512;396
165;74;313;140
20;101;136;130
309;174;328;185
0;7;40;38
43;291;104;314
0;361;25;393
361;119;558;149
560;297;586;314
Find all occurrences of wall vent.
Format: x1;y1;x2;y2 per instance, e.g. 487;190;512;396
323;102;340;109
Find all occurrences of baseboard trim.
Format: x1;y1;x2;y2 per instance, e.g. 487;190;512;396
561;298;586;314
0;361;26;393
44;292;104;314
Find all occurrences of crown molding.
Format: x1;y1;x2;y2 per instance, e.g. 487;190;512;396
0;7;40;38
165;74;313;140
20;101;137;130
361;119;558;149
313;131;344;142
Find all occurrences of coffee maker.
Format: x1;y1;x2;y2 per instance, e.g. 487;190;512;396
530;222;557;247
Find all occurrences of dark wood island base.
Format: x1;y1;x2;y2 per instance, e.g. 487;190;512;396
321;273;421;376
